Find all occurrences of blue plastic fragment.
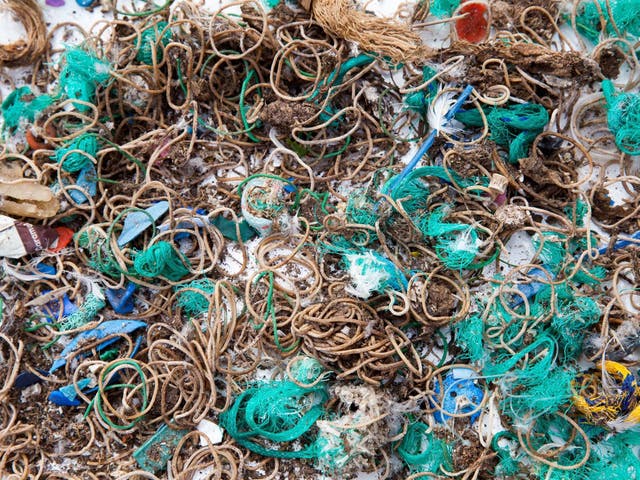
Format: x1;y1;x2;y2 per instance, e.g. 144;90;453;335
117;201;170;247
510;267;553;308
106;283;137;314
36;263;57;276
76;0;95;6
14;370;47;389
433;368;484;424
69;165;98;204
133;423;189;473
50;320;147;374
42;290;79;319
49;378;92;406
283;177;297;193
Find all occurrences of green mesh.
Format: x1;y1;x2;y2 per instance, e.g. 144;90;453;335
404;66;439;114
429;0;461;17
174;278;215;318
59;292;106;331
53;133;99;173
531;283;601;362
135;22;172;65
602;79;640;155
1;86;54;133
532;232;567;274
59;47;111;112
398;422;452;473
133;241;191;282
576;0;640;44
454;314;484;362
219;380;328;459
423;206;480;270
457;103;549;163
76;228;122;278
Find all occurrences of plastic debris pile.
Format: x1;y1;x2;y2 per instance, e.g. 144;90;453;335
0;0;639;479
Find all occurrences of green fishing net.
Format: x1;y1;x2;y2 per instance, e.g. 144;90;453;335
54;133;98;173
602;79;640;155
220;380;329;459
428;0;461;17
59;292;106;331
135;21;172;65
576;0;640;44
398;422;452;474
133;241;191;282
1;86;54;133
174;278;215;318
59;47;111;112
457;103;549;163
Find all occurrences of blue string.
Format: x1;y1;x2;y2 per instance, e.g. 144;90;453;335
384;85;474;195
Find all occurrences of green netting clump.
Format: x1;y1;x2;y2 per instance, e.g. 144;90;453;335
135;22;172;65
174;278;216;318
58;47;111;111
133;241;191;282
1;86;54;134
342;249;408;298
428;0;461;17
576;0;640;44
404;66;439;114
53;133;99;173
602;79;640;155
59;292;106;331
220;379;329;459
398;422;452;474
76;228;122;278
457;103;549;163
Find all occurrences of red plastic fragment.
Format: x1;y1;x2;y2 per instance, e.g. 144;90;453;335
50;227;75;252
454;1;490;44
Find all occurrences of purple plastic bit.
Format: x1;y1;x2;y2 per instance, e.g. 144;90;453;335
46;0;66;7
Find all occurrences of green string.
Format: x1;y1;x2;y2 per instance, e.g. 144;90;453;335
53;133;99;173
58;47;111;112
397;422;452;473
84;359;149;430
253;271;299;352
133;241;191;282
175;278;215;318
602;79;640;155
135;21;172;64
457;103;549;163
58;292;106;332
219;380;328;459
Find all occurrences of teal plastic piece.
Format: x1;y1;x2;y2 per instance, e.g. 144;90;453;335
133;423;189;473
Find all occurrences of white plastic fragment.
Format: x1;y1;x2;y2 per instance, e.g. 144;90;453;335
196;419;224;446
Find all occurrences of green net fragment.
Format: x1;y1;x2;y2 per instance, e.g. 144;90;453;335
398;422;452;474
53;133;98;173
429;0;461;17
135;21;172;65
342;249;408;298
457;103;549;163
59;292;106;331
404;66;439;114
58;47;111;112
76;228;122;278
576;0;640;44
133;241;191;282
175;278;215;318
219;380;328;459
454;314;485;362
1;86;54;133
602;79;640;155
